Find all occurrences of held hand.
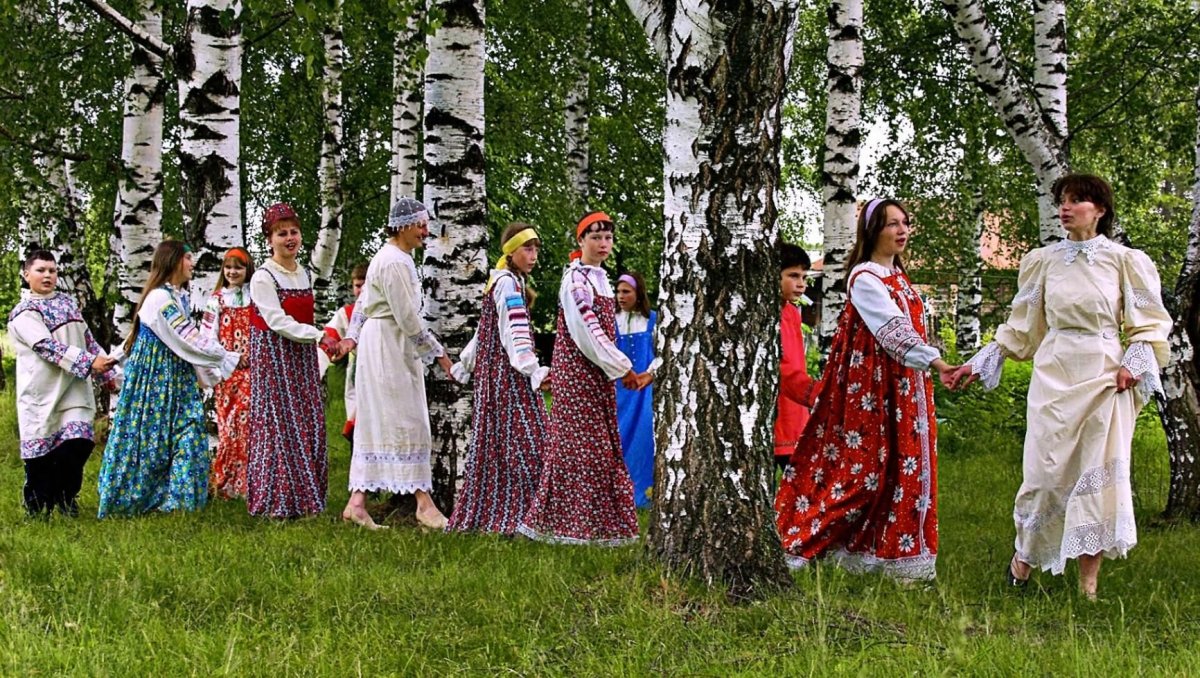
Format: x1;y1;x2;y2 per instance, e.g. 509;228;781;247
438;355;454;380
1115;366;1140;393
237;353;249;370
319;335;340;357
538;375;552;393
333;338;356;361
91;355;117;375
620;370;639;390
945;365;977;390
634;372;654;390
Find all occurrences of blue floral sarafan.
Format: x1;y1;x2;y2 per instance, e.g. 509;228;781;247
98;321;210;517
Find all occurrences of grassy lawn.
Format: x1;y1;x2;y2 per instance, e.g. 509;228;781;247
2;346;1199;675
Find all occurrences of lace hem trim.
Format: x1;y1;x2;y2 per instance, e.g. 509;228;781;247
1122;341;1164;399
966;342;1004;390
515;524;639;548
347;480;432;494
785;548;937;581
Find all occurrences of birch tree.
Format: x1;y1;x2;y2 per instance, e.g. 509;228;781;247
110;0;165;344
624;0;798;596
391;12;422;207
310;0;346;315
942;0;1069;245
564;0;592;203
178;0;245;315
1160;68;1200;521
422;0;489;512
955;183;985;351
817;0;863;354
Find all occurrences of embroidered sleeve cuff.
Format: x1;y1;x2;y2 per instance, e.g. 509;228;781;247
1123;341;1163;399
876;316;930;368
967;342;1005;390
451;361;471;384
412;329;444;365
530;365;550;392
65;345;95;380
219;351;241;380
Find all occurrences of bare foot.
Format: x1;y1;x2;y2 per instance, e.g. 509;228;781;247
416;506;448;530
342;509;387;530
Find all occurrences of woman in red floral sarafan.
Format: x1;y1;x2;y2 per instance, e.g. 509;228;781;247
775;198;959;581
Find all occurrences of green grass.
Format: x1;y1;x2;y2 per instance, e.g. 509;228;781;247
2;345;1200;675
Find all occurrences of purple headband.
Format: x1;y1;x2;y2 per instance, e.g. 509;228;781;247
863;198;886;226
618;274;638;291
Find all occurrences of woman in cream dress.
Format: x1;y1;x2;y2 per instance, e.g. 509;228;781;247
955;174;1171;598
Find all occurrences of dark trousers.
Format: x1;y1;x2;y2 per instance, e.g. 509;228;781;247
23;438;93;517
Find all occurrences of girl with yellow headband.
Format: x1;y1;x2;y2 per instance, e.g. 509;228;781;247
446;223;551;535
200;247;255;500
517;211;642;546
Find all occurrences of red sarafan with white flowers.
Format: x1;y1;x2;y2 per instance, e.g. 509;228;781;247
775;268;938;580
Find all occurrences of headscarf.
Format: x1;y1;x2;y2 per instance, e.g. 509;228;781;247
388;198;430;232
571;211;613;262
485;227;540;293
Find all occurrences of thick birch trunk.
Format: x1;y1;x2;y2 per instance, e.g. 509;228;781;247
817;0;862;356
1160;72;1200;521
422;0;489;513
564;0;591;203
111;0;165;346
956;184;985;351
310;0;346;317
627;0;796;597
391;13;423;206
1032;0;1068;142
177;0;244;317
942;0;1067;244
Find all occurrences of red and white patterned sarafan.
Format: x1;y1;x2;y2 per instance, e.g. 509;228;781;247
775;268;939;580
206;289;253;499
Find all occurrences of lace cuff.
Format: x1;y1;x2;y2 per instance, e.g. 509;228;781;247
412;329;444;366
450;361;471;385
1122;341;1163;399
966;342;1004;390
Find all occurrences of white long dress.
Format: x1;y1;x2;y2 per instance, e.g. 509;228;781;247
346;243;444;493
967;235;1171;574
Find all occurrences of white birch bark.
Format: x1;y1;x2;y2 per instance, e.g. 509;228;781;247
310;0;346;315
178;0;244;317
956;183;985;351
626;0;798;595
942;0;1068;244
111;0;165;345
422;0;489;512
817;0;863;355
564;0;592;203
1032;0;1068;142
391;13;422;206
1159;63;1200;520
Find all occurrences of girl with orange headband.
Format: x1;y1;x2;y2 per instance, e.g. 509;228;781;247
200;247;255;499
447;222;551;535
517;211;642;546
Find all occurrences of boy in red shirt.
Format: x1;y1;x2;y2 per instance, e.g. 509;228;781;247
775;243;813;481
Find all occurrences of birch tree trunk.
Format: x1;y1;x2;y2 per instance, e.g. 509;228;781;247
422;0;489;513
956;184;985;351
310;0;346;317
111;0;165;346
1159;70;1200;521
177;0;244;317
942;0;1068;244
391;13;423;206
626;0;797;597
817;0;862;356
564;0;592;203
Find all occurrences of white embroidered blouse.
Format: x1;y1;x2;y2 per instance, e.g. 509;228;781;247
560;260;633;381
848;262;942;370
249;259;323;344
452;270;549;391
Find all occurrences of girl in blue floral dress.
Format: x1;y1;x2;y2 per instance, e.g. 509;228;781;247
98;240;241;517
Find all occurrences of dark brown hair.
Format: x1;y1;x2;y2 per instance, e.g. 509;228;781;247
213;248;255;294
1052;173;1115;236
501;222;540;308
616;271;651;319
124;240;191;353
844;198;910;284
350;262;368;282
22;249;56;271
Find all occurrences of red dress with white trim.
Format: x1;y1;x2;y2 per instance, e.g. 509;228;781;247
775;263;940;580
